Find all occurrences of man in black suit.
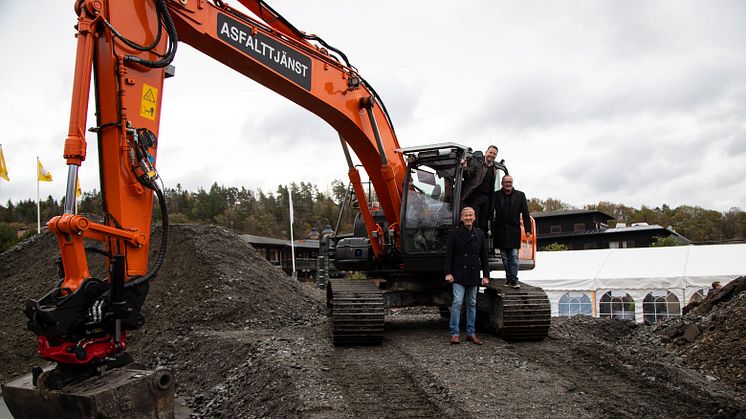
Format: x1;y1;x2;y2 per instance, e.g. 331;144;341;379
492;175;532;289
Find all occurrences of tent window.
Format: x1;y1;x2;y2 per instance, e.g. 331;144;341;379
558;292;592;316
643;291;680;324
688;288;708;304
599;291;635;321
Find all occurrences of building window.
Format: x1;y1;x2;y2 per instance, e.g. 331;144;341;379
558;292;593;316
599;291;635;321
573;223;585;232
550;225;562;234
584;243;597;250
610;240;634;248
643;291;681;324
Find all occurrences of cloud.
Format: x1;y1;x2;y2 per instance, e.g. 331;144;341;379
1;0;745;213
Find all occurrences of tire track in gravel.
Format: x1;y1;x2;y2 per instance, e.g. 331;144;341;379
510;331;746;418
328;345;446;419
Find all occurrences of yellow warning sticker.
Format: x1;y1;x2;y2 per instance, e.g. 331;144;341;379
140;83;158;120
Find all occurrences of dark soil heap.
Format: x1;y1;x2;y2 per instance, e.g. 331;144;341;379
655;276;746;388
0;224;326;415
1;226;744;417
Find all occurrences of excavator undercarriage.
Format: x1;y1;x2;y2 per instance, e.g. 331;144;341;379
327;277;551;345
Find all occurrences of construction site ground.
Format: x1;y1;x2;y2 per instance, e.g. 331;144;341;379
1;224;744;418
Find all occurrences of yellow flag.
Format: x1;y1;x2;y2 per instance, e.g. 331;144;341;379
0;145;8;181
76;177;82;198
37;158;53;182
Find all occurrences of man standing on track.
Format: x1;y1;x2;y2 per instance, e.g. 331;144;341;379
492;175;531;289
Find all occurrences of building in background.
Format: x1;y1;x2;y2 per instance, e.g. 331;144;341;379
240;235;319;280
532;209;690;250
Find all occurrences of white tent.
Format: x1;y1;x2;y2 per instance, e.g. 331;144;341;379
501;244;746;323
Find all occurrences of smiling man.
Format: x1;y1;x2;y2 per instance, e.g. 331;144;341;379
492;175;532;289
461;145;499;232
444;206;490;345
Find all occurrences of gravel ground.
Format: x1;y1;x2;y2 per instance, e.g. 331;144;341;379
1;224;744;418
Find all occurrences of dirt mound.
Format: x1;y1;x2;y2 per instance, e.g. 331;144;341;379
0;232;62;381
655;276;746;388
2;227;744;417
0;224;326;397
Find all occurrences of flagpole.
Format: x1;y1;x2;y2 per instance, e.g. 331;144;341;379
37;157;41;234
288;186;297;280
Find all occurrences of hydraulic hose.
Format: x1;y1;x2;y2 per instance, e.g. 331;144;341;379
123;0;178;68
125;182;168;289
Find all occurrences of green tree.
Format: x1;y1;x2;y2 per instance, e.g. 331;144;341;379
650;236;680;247
541;242;567;251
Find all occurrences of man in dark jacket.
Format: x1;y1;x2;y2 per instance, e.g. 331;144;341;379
445;207;490;345
461;145;499;232
492;175;532;289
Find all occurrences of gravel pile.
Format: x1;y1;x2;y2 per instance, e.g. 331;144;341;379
1;224;744;418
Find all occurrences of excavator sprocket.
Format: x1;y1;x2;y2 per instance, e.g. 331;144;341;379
478;281;551;341
327;279;385;346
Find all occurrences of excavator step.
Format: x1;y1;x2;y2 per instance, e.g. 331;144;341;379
327;279;385;346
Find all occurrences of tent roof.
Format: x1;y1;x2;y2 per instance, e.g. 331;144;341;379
518;244;746;291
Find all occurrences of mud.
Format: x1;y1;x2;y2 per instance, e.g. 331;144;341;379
1;224;744;418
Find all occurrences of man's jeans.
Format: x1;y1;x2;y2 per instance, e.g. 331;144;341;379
450;283;478;336
501;248;520;284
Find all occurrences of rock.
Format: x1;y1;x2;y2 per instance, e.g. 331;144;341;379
682;324;701;342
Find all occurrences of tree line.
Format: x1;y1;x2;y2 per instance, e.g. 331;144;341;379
1;184;745;253
0;181;354;253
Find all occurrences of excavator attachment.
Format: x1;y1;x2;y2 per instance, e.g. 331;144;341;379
2;364;175;419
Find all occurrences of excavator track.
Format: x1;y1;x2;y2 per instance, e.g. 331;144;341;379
327;279;385;346
478;281;551;341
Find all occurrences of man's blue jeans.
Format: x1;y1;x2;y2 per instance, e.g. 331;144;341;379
501;248;519;284
450;283;478;336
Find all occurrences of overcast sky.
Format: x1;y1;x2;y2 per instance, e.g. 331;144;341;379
1;0;744;212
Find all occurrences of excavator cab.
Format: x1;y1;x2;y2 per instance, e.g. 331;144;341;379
396;142;535;272
399;143;465;264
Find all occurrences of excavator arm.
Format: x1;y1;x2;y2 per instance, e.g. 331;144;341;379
27;0;407;367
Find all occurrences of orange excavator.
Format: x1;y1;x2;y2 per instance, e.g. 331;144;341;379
2;1;549;417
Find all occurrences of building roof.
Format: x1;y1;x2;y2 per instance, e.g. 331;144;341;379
539;224;690;244
531;209;615;219
239;234;318;249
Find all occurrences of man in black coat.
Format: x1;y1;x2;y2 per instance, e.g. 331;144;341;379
460;145;499;232
445;207;490;345
492;175;532;289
